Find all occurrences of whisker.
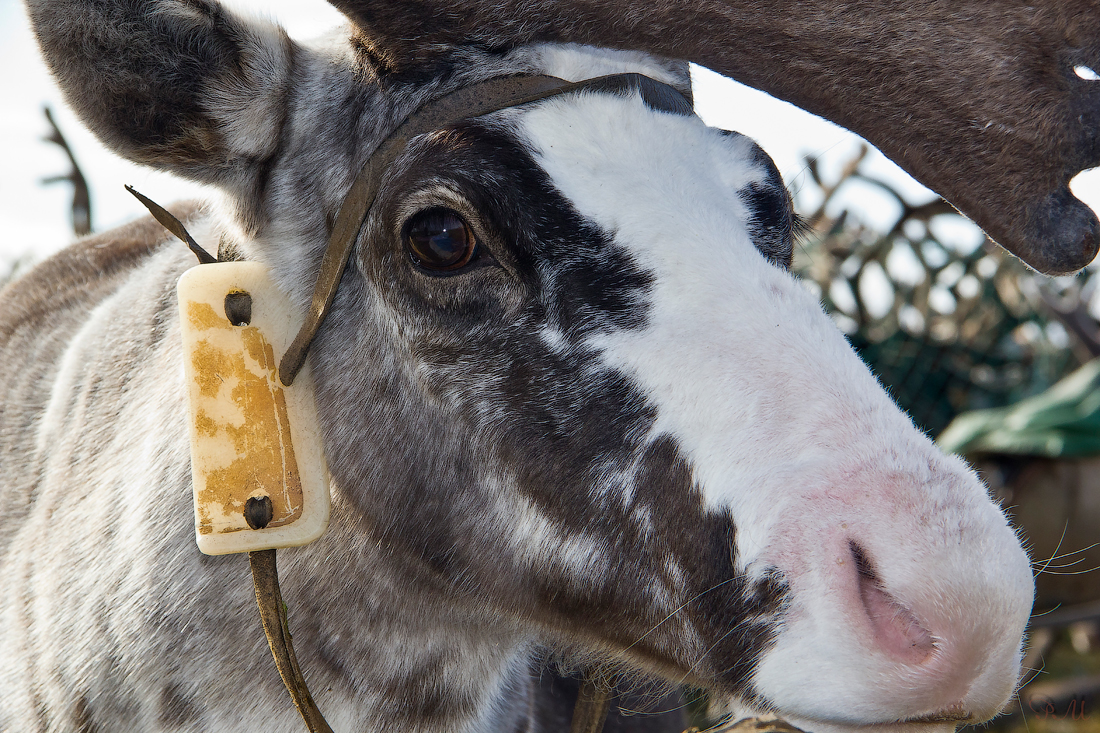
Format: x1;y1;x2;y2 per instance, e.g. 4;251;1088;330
1032;566;1100;576
614;696;694;718
676;615;765;689
1030;603;1063;618
1018;688;1032;733
1018;660;1047;689
605;675;687;718
1014;653;1046;733
623;576;738;652
1031;542;1100;565
1032;558;1087;570
1033;554;1088;568
1033;524;1069;578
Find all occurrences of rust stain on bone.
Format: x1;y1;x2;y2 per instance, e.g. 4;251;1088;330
187;300;303;534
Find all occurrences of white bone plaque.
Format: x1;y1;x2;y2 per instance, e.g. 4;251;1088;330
178;262;330;555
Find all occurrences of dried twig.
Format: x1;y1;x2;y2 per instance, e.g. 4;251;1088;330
41;106;92;236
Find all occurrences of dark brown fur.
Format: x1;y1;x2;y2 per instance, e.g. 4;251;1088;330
332;0;1100;274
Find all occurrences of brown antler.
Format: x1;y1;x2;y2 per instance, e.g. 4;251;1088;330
332;0;1100;275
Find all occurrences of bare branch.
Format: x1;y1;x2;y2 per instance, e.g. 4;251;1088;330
41;107;92;237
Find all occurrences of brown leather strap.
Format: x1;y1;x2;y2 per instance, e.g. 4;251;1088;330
249;550;335;733
278;72;692;385
250;70;692;733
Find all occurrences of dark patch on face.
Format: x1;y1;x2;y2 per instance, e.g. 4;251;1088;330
631;437;787;693
581;74;694;117
368;121;656;338
158;683;200;727
315;111;787;702
740;180;795;269
721;131;796;270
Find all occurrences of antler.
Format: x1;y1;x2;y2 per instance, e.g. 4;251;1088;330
333;0;1100;275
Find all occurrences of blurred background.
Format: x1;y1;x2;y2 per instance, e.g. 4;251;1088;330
7;0;1100;729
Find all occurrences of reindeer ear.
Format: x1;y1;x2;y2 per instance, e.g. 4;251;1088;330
27;0;293;186
332;0;1100;275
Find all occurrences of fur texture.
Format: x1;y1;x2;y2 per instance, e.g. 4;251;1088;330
6;3;1034;732
330;0;1100;275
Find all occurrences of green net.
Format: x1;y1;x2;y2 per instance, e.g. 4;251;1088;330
794;146;1088;440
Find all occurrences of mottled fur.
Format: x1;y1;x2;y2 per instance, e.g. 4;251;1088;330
5;2;1034;732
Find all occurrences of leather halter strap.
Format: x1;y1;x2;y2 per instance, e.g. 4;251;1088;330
250;549;335;733
133;70;691;733
278;71;693;385
257;70;691;733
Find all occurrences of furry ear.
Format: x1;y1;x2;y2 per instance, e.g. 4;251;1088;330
26;0;294;188
332;0;1100;275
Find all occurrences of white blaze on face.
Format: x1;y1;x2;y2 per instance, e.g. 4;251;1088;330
516;92;1033;726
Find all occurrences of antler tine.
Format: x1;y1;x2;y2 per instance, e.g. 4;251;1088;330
331;0;1100;275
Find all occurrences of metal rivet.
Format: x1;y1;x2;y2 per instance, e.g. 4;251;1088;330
244;495;273;530
225;291;252;326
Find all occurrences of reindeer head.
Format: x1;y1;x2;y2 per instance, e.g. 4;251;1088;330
25;0;1044;730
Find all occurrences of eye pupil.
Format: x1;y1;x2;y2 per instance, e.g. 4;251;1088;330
405;209;476;271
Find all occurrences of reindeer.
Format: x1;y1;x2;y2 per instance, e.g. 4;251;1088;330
5;0;1097;731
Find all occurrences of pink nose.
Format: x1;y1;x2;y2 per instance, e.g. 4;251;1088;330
851;542;936;666
824;536;1022;723
750;506;1031;728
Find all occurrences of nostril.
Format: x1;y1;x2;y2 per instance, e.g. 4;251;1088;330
850;541;935;664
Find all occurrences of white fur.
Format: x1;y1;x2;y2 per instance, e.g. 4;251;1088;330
502;488;611;581
516;91;1033;726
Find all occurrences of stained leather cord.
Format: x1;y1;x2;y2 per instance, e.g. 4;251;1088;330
250;550;335;733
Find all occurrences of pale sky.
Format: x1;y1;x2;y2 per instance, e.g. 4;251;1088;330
4;0;1100;267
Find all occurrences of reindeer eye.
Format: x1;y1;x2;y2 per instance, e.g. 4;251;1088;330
404;208;477;271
